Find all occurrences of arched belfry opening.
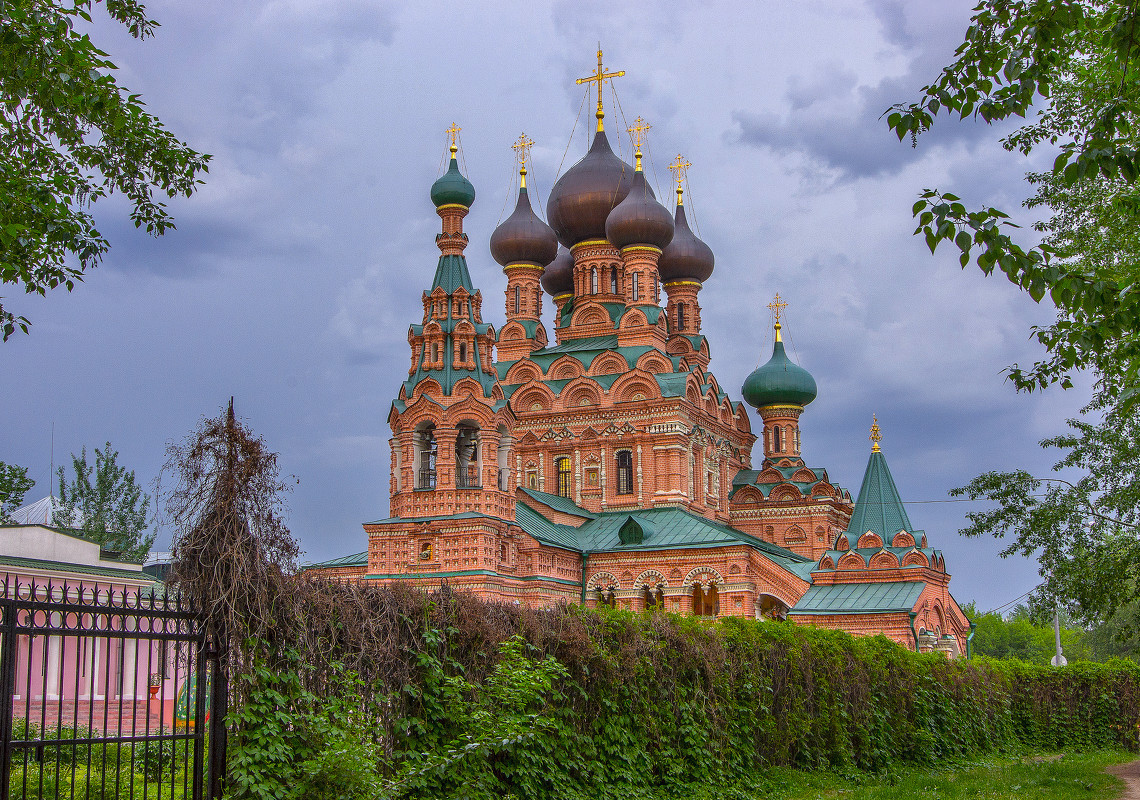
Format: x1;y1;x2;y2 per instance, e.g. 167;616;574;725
415;422;437;489
456;422;481;488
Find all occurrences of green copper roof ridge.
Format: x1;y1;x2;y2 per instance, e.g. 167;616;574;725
845;450;914;539
430;253;475;294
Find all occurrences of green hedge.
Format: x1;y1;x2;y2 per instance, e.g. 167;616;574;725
227;593;1140;800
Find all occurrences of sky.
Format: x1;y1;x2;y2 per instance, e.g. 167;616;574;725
1;0;1092;614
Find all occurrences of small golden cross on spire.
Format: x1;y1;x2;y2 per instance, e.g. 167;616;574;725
767;293;788;342
627;116;650;169
575;47;625;132
870;414;882;452
668;154;691;206
446;122;461;156
512;133;534;188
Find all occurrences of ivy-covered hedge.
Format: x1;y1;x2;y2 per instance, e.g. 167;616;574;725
226;589;1140;800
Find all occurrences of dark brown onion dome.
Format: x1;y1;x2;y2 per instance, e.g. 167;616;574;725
658;202;714;284
546;129;634;248
541;247;573;296
605;169;674;250
490;187;558;267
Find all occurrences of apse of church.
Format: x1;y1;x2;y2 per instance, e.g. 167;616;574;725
311;51;972;658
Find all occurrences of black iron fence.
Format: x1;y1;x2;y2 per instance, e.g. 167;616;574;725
0;579;225;799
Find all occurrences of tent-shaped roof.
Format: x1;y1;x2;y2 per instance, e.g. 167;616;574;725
844;450;913;539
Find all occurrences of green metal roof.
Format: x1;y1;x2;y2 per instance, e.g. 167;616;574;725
845;450;914;539
514;503;586;551
537;336;619;354
742;338;817;409
0;554;159;584
519;489;596;519
303;551;367;569
430;157;476;208
791;581;924;615
430;253;474;294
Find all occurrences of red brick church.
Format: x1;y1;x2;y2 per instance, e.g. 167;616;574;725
309;54;971;658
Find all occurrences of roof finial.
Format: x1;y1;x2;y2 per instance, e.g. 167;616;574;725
627;116;650;171
575;47;625;132
870;414;882;453
512;132;534;189
446;122;461;157
668;153;691;207
767;292;788;343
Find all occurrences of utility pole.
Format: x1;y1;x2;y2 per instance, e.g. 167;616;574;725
1051;609;1067;667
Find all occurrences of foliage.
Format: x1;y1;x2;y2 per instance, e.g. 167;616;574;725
953;400;1140;632
0;460;34;522
963;602;1094;663
887;1;1140;397
54;441;153;561
0;0;210;340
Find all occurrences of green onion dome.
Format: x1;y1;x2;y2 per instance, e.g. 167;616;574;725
658;202;714;283
605;168;674;250
430;156;476;208
546;129;634;248
742;328;817;408
490;186;558;267
541;246;574;296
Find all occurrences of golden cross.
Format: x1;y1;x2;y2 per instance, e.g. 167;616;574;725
767;293;788;326
512;133;534;188
627;117;650;169
668;154;691;205
575;48;625;132
870;414;882;452
446;122;461;156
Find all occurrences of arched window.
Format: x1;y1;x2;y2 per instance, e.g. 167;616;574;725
644;585;662;610
773;425;783;452
514;286;520;315
692;583;719;617
632;272;640;301
677;303;686;330
432;342;440;364
456;424;480;487
555;457;572;498
610;266;618;294
459;342;467;363
597;587;616;609
591;268;598;294
653;276;659;303
415;424;437;489
615;450;633;495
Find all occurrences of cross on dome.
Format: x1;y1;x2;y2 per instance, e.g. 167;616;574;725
575;48;625;132
668;154;691;205
446;122;461;156
627;116;651;169
767;292;788;326
512;133;534;187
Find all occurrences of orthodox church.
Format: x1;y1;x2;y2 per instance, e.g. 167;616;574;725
310;54;971;658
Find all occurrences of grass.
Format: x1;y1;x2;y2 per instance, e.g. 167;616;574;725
753;751;1136;800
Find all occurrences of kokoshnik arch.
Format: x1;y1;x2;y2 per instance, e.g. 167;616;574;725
308;52;971;658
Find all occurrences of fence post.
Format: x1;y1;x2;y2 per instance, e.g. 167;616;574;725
207;647;227;800
0;593;17;800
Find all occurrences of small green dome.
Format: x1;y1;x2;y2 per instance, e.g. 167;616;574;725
742;333;817;408
431;157;475;208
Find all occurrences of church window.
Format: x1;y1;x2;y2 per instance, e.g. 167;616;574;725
644;585;662;610
597;587;616;608
632;273;640;301
459;342;467;363
514;286;520;315
432;342;440;364
615;450;633;495
773;425;783;452
591;268;598;294
677;303;686;331
795;427;801;453
653;276;659;303
555;457;572;498
499;541;507;562
419;541;433;561
610;266;618;294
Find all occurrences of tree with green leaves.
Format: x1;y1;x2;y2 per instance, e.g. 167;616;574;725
0;461;34;522
887;0;1140;398
888;1;1140;638
54;442;153;562
1;0;210;340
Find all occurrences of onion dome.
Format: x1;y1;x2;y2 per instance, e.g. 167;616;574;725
546;129;634;247
605;168;674;249
742;325;817;408
659;201;714;283
431;155;476;208
541;247;574;296
491;186;558;267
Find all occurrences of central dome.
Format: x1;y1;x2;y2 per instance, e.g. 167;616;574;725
546;129;634;248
